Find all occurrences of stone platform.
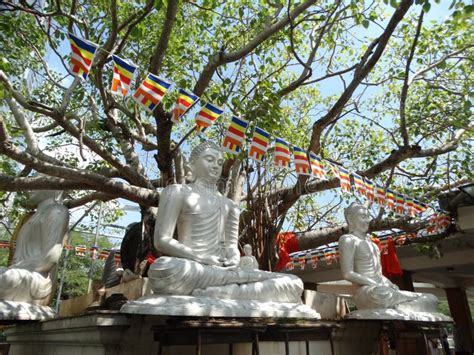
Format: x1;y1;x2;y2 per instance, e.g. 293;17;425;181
2;311;452;355
120;295;320;318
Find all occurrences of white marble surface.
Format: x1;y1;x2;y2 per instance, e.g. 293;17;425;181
121;295;320;319
0;300;56;321
345;308;451;322
147;142;306;304
339;203;443;315
0;190;68;306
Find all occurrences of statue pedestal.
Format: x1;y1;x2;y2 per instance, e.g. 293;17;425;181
120;295;320;319
0;300;55;322
345;308;451;322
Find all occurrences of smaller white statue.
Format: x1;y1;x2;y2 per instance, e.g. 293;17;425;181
339;203;441;316
239;244;259;271
0;190;68;306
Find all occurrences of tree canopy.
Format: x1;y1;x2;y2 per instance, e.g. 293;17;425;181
0;0;472;270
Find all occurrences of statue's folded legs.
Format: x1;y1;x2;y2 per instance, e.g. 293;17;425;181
149;256;303;303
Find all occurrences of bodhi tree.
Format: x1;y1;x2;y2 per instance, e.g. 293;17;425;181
0;0;472;272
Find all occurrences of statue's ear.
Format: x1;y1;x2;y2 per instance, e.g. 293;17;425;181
184;161;194;182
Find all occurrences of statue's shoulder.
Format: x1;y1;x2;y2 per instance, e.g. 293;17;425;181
339;234;359;246
222;195;239;210
162;183;192;196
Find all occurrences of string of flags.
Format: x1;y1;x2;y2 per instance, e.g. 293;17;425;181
285;213;452;271
65;32;446;218
0;239;121;264
71;245;121;264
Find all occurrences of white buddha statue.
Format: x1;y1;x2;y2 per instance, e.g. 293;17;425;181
148;141;304;303
239;244;259;271
0;190;69;305
339;202;438;313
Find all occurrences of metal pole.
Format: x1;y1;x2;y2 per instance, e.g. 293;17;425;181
55;201;100;312
87;202;103;293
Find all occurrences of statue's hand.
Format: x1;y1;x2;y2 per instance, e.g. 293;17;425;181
198;254;222;266
223;257;239;267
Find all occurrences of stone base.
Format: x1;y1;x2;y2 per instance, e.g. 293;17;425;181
120;295;320;318
0;300;55;321
345;308;451;322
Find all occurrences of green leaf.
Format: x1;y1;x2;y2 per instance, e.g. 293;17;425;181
154;0;163;11
423;2;431;13
362;19;370;28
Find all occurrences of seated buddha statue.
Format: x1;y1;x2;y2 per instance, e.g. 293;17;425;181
148;141;303;303
339;202;438;313
0;190;68;305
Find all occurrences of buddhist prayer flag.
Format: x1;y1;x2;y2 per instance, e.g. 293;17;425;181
437;213;451;230
364;178;375;201
249;127;270;162
375;184;386;205
292;146;311;175
286;261;295;271
395;193;405;214
352;173;366;197
311;254;319;269
405;197;415;217
386;189;395;211
133;73;172;112
172;88;199;123
195;102;224;133
98;250;109;261
427;212;451;233
114;251;122;266
222;116;249;154
324;249;335;266
274;138;291;168
68;33;99;80
337;166;352;193
75;245;86;257
309;152;326;179
298;255;306;270
413;199;427;215
110;55;137;96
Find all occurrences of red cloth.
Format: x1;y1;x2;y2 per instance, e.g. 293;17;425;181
146;252;156;265
372;237;403;278
275;232;299;271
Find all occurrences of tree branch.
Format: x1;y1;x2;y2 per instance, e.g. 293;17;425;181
399;9;423;146
193;0;318;95
149;0;180;74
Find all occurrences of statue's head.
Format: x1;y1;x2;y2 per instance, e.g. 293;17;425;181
344;202;370;233
29;190;63;207
243;244;252;256
189;141;224;182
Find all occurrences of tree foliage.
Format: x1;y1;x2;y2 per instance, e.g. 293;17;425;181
0;0;472;270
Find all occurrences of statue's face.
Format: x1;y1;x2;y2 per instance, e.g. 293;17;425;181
244;244;252;256
191;147;224;182
352;206;370;233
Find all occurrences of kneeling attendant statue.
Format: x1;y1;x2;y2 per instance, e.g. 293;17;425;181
339;202;449;321
122;141;318;318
